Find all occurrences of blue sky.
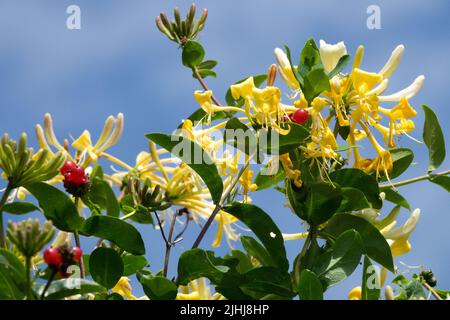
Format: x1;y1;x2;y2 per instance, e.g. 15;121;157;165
0;0;449;299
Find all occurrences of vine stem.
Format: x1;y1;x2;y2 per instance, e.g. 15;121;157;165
40;268;57;300
379;169;450;189
193;67;223;106
25;256;32;300
0;182;13;249
74;198;85;278
192;154;254;249
293;227;315;287
163;211;178;278
422;281;443;300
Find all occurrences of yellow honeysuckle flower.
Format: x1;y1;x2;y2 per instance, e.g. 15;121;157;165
72;113;124;167
390;237;412;257
348;286;362;300
230;77;255;100
112;277;137;300
279;154;302;188
351;68;383;95
177;278;225;300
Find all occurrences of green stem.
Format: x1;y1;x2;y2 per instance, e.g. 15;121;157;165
163;210;177;278
0;183;13;249
73;198;85;278
40;268;57;300
293;229;314;287
379;169;450;189
120;210;136;221
25;256;32;300
74;230;85;278
193;67;223;106
422;281;442;300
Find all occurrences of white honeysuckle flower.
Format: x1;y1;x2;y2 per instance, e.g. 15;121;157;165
379;75;425;102
382;208;420;240
366;79;389;96
319;40;347;73
379;44;405;79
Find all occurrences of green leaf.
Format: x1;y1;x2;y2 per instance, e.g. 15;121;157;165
313;230;363;289
422;105;446;172
330;168;382;209
323;213;394;272
383;188;411;210
224;203;289;271
328;54;351;78
39;279;106;300
239;267;294;299
140;275;178;300
298;269;323;300
299;38;321;74
263;123;310;155
195;69;216;78
223;118;257;155
177;249;229;285
387;148;414;180
254;163;285;190
182;40;205;68
122;254;149;276
94;292;124;300
0;249;26;299
303;68;330;103
146;133;223;204
225;250;253;274
283;45;303;86
25;182;84;232
241;236;275;268
404;278;427;300
429;175;450;192
2;202;40;215
225;74;268;107
198;60;218;70
84;176;120;217
338;187;370;212
89;247;124;289
81;216;145;255
361;256;380;300
287;182;343;225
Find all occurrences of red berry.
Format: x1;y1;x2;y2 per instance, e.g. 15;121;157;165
60;161;77;176
43;247;63;268
291;108;309;124
72;247;82;261
64;166;87;186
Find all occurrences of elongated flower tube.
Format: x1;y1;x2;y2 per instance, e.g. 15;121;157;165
378;44;405;79
274;48;299;89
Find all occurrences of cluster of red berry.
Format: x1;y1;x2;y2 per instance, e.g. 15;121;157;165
43;245;82;278
60;161;90;197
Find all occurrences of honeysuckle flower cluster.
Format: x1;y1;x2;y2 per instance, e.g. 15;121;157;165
0;4;448;302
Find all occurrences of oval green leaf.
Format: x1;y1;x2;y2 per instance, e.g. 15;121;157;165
81;216;145;255
89;247;124;289
25;182;84;232
224;203;289;271
422;105;446;172
3;202;40;215
323;213;394;272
